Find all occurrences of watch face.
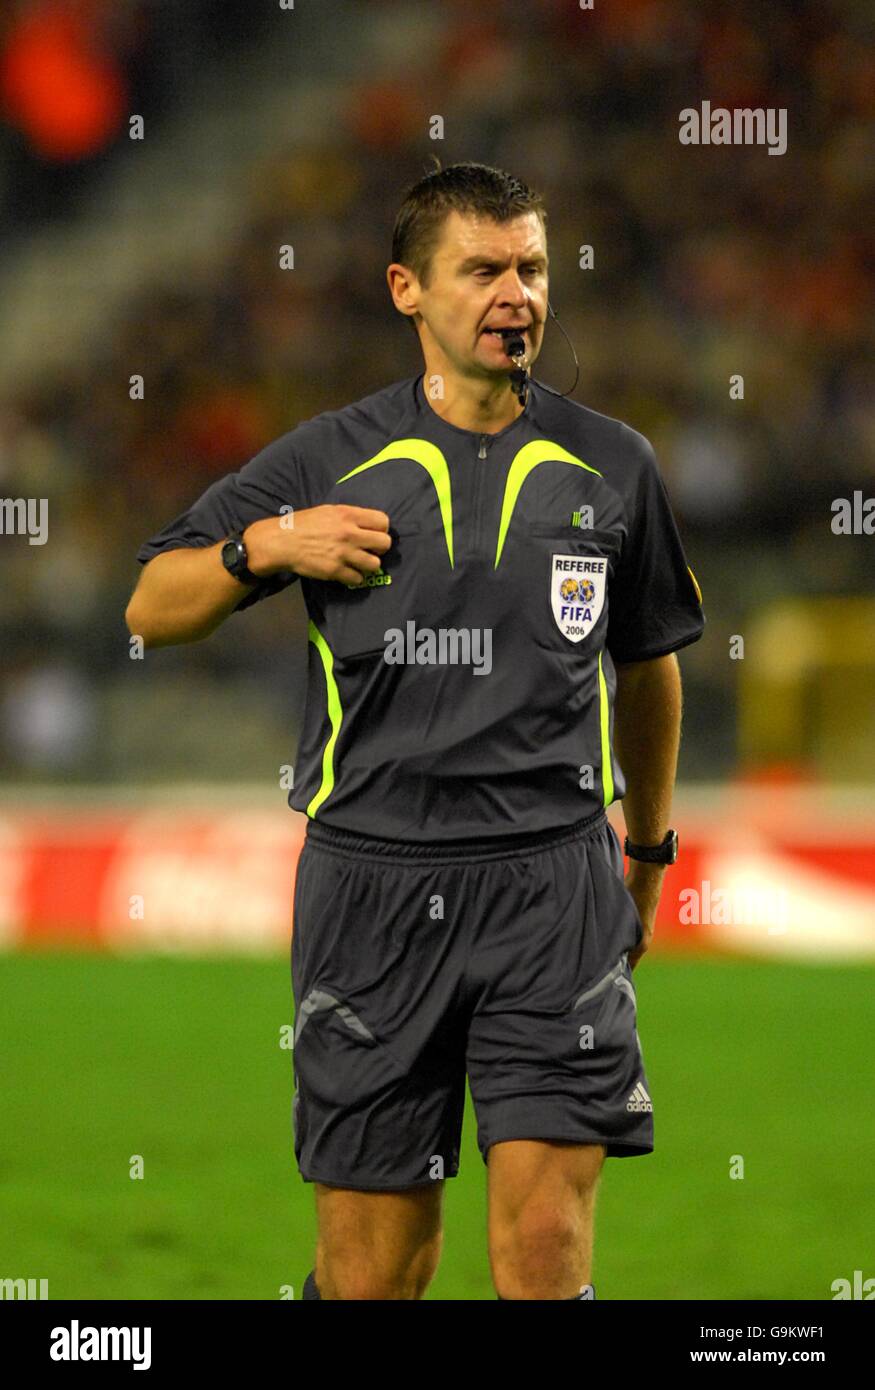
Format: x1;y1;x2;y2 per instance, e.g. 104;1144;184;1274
222;539;239;568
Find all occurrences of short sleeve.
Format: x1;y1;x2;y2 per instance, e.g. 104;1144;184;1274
135;434;304;612
605;427;705;663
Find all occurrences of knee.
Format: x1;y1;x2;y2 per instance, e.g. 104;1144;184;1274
319;1231;442;1300
495;1202;580;1265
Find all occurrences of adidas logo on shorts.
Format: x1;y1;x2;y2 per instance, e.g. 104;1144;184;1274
626;1081;653;1113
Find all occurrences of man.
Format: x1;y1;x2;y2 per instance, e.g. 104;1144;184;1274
126;162;705;1300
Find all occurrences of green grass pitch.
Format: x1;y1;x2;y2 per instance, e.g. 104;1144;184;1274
1;951;872;1300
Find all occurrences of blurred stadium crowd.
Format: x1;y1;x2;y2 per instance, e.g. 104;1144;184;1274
0;0;872;783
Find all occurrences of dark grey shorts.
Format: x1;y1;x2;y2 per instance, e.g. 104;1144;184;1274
290;808;652;1191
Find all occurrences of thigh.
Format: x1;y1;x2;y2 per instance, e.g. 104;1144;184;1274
487;1138;606;1214
486;1140;605;1277
315;1180;444;1256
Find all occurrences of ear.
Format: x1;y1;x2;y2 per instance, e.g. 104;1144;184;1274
386;262;421;320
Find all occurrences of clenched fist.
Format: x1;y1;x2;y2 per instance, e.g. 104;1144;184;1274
245;505;392;587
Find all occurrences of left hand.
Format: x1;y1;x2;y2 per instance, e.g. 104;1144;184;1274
624;864;665;971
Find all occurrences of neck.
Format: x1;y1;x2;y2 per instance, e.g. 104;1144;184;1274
420;366;525;434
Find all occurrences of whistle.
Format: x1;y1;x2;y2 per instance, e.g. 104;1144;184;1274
495;329;529;406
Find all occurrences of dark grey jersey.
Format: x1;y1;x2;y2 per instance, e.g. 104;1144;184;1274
137;375;705;841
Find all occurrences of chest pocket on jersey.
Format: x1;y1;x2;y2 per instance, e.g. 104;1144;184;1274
309;526;423;662
523;526;620;650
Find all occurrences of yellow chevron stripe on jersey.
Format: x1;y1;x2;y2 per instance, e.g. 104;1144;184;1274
336;440;454;568
494;440;603;569
597;649;615;807
687;566;703;604
306;620;343;818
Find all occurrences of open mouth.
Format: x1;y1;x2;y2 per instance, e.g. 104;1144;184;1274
483;326;529;338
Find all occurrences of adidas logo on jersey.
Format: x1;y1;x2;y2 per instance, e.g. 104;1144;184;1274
626;1081;652;1113
344;567;393;590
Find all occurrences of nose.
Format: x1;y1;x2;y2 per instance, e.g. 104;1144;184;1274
495;268;530;308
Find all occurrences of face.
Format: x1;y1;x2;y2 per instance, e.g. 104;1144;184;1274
397;209;549;381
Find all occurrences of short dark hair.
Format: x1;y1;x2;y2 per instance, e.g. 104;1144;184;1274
391;160;547;292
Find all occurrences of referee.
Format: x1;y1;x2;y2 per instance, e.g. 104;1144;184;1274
126;162;705;1301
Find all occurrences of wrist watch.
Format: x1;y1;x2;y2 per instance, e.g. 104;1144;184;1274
623;829;678;864
221;530;259;586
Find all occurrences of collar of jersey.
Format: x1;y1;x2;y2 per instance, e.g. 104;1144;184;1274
414;373;534;442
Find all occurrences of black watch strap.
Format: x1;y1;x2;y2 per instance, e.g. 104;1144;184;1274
623;829;678;864
221;531;259;587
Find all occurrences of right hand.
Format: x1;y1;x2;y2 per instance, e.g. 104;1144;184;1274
247;505;392;587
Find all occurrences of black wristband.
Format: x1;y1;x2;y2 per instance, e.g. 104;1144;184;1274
623;829;678;864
